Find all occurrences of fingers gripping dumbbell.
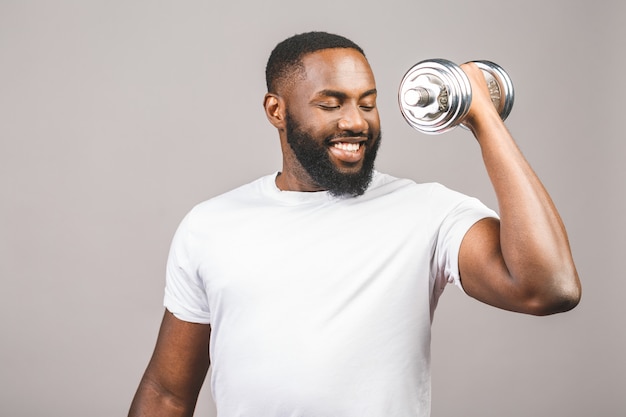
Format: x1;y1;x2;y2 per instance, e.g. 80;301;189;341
398;59;514;134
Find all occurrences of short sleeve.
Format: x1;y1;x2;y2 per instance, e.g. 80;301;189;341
163;212;212;324
431;196;498;304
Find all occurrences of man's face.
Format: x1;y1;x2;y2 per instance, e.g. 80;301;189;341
280;48;382;196
285;111;380;197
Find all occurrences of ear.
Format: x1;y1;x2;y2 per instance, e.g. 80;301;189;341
263;93;286;130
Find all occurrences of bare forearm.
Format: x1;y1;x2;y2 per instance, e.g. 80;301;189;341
472;111;580;311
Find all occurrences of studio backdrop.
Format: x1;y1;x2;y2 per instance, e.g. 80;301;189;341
1;1;624;416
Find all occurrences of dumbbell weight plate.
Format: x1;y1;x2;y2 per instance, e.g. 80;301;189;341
398;59;472;134
470;60;515;122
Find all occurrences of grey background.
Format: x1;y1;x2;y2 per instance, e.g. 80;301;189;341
1;1;624;416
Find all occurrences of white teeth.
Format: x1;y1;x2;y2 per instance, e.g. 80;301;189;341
333;142;360;152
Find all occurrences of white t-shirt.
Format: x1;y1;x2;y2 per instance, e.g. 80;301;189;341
164;171;497;417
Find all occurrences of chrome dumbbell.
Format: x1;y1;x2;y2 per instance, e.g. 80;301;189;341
398;59;514;134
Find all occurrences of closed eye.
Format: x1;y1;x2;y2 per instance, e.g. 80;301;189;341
318;104;340;110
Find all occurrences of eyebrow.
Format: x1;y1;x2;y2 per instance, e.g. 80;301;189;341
315;88;378;100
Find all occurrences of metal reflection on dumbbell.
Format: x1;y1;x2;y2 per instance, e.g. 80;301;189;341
399;59;472;134
398;59;514;135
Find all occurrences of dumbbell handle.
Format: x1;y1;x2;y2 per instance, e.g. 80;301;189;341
403;86;450;112
403;87;430;107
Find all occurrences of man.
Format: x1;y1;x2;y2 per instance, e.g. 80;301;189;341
129;31;580;417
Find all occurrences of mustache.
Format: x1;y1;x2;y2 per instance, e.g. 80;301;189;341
325;131;370;143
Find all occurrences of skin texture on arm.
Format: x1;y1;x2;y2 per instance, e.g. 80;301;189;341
458;63;581;316
128;310;211;417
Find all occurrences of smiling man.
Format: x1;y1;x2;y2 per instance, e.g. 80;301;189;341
129;32;581;417
267;43;382;197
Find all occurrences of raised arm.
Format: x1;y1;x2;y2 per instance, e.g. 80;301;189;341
458;62;581;316
129;310;211;417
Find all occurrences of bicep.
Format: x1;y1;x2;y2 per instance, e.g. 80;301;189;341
142;310;211;405
458;217;520;311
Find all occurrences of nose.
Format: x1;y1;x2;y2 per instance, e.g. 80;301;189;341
337;104;368;133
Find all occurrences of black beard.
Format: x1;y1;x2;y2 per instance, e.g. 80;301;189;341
285;113;381;197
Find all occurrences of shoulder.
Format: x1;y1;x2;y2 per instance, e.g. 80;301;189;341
367;171;466;203
173;173;274;234
365;172;496;221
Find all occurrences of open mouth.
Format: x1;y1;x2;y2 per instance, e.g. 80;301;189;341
328;139;366;164
333;142;361;152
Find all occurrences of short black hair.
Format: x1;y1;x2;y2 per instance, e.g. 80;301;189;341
265;31;366;94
